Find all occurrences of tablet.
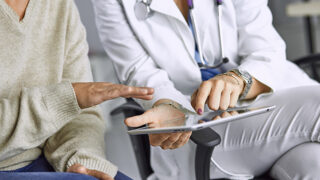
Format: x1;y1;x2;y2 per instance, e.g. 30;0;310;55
128;105;276;135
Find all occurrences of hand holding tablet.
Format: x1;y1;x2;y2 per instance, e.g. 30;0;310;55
128;106;276;135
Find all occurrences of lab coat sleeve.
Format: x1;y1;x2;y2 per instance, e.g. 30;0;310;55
92;0;194;111
234;0;316;92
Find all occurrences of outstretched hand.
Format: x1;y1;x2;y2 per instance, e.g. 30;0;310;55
67;164;113;180
72;82;154;109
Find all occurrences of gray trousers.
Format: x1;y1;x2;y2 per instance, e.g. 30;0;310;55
210;85;320;179
149;85;320;180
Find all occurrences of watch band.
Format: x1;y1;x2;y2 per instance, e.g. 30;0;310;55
230;69;253;100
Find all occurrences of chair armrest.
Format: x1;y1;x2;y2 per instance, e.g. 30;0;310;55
191;128;221;147
110;99;145;116
293;53;320;82
293;53;320;65
191;128;221;180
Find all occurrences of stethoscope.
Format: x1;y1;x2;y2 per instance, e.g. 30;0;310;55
134;0;229;69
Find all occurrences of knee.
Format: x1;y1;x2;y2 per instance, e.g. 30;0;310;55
270;143;320;180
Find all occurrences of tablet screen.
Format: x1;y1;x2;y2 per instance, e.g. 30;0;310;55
148;107;256;128
128;106;275;135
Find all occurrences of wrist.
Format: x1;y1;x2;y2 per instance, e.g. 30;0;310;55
153;99;195;115
153;99;183;111
227;72;245;90
229;69;253;100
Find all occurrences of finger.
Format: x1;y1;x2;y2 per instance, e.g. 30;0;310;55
229;91;240;108
129;94;154;100
198;120;205;124
230;111;239;116
207;81;224;111
212;115;221;121
119;86;154;97
67;164;88;175
124;110;154;127
180;132;192;147
171;131;192;149
105;85;153;100
220;89;232;110
221;111;232;118
182;131;192;145
160;133;182;150
191;90;198;110
87;169;113;180
195;81;212;114
149;134;170;146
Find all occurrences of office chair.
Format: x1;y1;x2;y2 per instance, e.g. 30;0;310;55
111;54;320;180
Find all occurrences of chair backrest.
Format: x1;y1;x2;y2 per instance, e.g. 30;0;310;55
294;54;320;82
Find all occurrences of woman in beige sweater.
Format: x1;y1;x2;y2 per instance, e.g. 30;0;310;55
0;0;153;179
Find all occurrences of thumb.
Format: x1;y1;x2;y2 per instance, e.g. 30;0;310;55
125;110;154;127
67;164;88;175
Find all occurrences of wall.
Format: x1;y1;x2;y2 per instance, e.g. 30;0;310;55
74;0;106;54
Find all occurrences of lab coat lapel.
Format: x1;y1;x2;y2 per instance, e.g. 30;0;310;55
121;0;197;66
150;0;197;66
150;0;185;24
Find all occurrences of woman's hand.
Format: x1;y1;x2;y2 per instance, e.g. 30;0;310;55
72;82;154;109
125;100;192;150
67;164;113;180
191;72;271;114
191;73;244;113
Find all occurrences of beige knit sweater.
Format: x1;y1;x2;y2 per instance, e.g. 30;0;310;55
0;0;117;177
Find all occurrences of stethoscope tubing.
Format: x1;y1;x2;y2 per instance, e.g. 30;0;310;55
189;8;206;65
135;0;228;69
188;0;227;69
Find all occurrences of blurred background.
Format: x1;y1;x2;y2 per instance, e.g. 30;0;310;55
74;0;320;179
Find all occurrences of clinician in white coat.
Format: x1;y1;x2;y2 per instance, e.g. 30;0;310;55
92;0;320;179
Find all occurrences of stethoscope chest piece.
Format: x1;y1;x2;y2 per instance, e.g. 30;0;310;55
134;0;153;21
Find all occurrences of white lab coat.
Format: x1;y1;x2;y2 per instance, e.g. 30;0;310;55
92;0;318;179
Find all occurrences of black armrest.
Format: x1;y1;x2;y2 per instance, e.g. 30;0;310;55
191;128;221;180
110;99;145;116
293;53;320;65
191;128;221;147
293;54;320;82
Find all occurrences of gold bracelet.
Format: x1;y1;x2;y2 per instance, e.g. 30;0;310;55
216;73;240;85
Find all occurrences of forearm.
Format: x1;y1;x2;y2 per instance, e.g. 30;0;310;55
44;107;118;177
245;77;271;100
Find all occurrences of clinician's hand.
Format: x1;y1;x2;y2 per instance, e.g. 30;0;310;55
72;82;154;109
191;72;271;114
67;164;113;180
125;100;192;150
191;73;244;113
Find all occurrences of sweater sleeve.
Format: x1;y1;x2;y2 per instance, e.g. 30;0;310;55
0;82;80;162
43;0;118;177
